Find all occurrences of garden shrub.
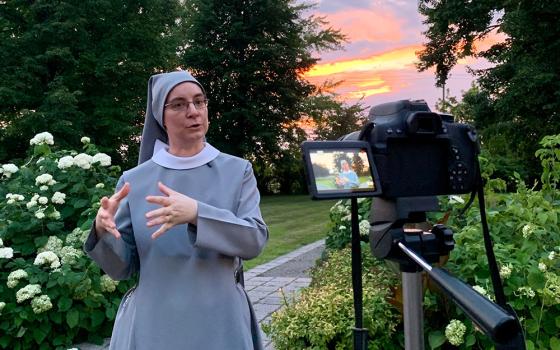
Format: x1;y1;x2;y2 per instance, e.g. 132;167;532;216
0;132;135;349
263;247;402;349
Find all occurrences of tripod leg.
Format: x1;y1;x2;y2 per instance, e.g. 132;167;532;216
402;272;425;350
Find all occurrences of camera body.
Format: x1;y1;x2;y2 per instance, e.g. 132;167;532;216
344;100;479;198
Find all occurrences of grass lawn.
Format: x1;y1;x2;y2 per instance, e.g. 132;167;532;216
243;195;336;270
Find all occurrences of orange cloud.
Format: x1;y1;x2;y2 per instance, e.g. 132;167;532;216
319;9;404;43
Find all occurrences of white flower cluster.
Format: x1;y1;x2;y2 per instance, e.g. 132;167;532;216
35;210;46;219
7;269;28;288
92;153;111;166
16;284;41;303
96;183;105;188
49;210;61;220
60;246;83;265
359;220;370;236
516;286;536;298
522;224;535;238
473;285;493;300
35;173;56;187
539;262;547;272
330;201;350;216
0;301;5;314
499;264;513;279
29;132;54;146
34;251;61;269
448;195;465;204
66;227;88;246
0;247;14;259
445;319;467;346
81;136;90;144
26;194;40;208
74;153;93;169
57;155;74;169
31;294;53;314
543;272;560;304
39;236;63;254
549;251;557;260
51;191;66;204
100;274;119;293
1;163;19;178
6;193;25;204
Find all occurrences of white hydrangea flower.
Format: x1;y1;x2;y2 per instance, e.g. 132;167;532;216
538;262;547;272
359;220;370;236
0;238;2;246
74;153;93;169
517;286;536;298
26;200;38;209
49;210;61;220
40;185;49;191
80;136;91;144
445;319;467;346
448;195;465;204
57;156;74;170
35;210;45;219
339;225;347;231
100;274;119;293
549;251;556;260
499;264;512;279
2;163;19;178
0;247;14;259
6;193;25;203
51;192;66;204
522;224;535;239
0;302;5;313
35;173;56;186
95;183;105;188
31;294;53;314
92;153;111;166
7;269;28;288
60;246;83;265
66;228;88;246
39;236;63;254
29;132;54;146
38;196;48;205
473;285;491;299
34;251;61;269
16;284;41;303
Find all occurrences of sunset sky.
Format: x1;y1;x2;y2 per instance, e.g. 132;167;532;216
305;0;495;112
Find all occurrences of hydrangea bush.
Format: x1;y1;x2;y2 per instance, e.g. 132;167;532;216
267;135;560;349
0;132;135;349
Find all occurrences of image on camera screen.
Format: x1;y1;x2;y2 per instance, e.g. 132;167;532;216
309;148;377;194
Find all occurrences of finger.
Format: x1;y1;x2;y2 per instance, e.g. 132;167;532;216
145;206;168;219
146;195;171;206
151;223;170;239
107;227;122;239
111;182;130;202
100;196;110;209
158;182;176;196
146;215;168;227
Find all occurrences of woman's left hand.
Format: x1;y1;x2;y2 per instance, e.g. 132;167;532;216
145;182;198;239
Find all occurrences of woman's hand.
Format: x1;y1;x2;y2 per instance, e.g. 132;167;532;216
95;182;131;239
145;182;198;239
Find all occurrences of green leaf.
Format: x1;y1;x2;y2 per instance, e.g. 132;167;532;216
550;337;560;350
466;334;476;347
525;319;539;334
32;326;49;344
526;339;535;350
527;271;546;289
556;316;560;327
428;330;446;349
66;309;79;328
16;327;26;338
57;297;73;312
72;198;90;209
90;310;105;328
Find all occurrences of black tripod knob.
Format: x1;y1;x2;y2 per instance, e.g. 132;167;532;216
431;224;455;255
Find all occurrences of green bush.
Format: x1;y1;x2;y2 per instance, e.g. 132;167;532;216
0;132;135;349
263;247;402;350
325;198;372;250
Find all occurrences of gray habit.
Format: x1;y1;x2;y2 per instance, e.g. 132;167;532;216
85;152;268;349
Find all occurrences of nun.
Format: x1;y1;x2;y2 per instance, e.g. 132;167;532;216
85;70;269;349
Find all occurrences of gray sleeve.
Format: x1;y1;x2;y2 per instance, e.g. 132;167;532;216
84;177;139;280
191;162;268;260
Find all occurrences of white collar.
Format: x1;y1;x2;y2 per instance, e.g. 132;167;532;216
151;139;220;169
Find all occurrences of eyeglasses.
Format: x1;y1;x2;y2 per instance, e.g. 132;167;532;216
164;98;209;112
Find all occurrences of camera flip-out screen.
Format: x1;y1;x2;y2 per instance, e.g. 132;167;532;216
302;141;382;200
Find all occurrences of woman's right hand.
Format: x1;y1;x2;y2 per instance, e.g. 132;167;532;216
95;182;130;239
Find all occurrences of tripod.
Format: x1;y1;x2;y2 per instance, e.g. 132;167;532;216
367;196;524;350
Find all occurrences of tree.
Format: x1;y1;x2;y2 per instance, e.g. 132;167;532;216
0;0;186;169
417;0;560;181
180;0;345;192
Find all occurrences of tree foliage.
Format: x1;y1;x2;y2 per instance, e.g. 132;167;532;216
418;0;560;181
180;0;346;192
0;0;185;169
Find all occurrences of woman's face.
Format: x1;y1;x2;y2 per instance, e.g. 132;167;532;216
342;162;350;171
163;82;209;148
